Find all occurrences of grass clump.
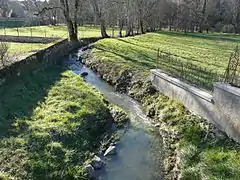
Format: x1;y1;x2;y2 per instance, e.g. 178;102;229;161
0;66;113;179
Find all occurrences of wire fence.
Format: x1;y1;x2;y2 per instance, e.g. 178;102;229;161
224;45;240;87
0;29;69;70
155;48;223;91
0;27;68;38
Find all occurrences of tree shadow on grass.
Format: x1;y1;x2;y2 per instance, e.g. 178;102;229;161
95;46;156;69
157;31;240;42
0;65;66;138
117;38;157;52
95;44;221;90
117;38;226;70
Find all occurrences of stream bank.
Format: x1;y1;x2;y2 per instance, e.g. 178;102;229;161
80;46;240;180
65;50;165;180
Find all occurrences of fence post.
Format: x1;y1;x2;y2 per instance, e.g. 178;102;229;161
4;27;6;36
44;29;46;37
181;62;184;80
17;28;19;36
30;28;32;37
156;48;160;69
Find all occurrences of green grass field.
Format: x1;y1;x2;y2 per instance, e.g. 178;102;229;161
160;30;240;41
3;25;118;59
0;25;117;38
8;42;54;56
0;66;112;179
91;31;237;90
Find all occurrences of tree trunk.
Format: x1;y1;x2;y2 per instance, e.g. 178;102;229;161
60;0;78;41
67;21;78;41
100;19;109;38
119;29;123;37
112;28;115;37
199;0;207;33
234;25;240;34
139;19;144;34
90;0;109;38
126;17;133;36
126;25;133;36
118;19;123;37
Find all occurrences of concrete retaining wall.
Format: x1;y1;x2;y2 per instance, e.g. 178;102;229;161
0;35;60;44
0;37;100;82
151;69;240;142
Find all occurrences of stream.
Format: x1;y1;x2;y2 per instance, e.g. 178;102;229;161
63;47;164;180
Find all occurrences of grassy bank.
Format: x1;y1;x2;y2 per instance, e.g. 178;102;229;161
0;66;113;179
91;32;237;90
84;35;240;179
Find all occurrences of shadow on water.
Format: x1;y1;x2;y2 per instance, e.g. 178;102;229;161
0;66;65;138
64;48;164;180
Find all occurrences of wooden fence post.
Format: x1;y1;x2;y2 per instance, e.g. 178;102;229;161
17;28;19;36
30;28;32;37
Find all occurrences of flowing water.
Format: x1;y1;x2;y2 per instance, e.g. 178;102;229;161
63;48;164;180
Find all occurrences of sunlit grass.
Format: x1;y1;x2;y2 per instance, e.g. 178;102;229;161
0;66;112;179
7;42;54;56
88;32;240;179
0;25;118;38
91;32;237;90
143;93;240;180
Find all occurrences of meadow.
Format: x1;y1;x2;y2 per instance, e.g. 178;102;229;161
0;25;116;38
91;31;238;90
3;25;116;60
7;42;54;57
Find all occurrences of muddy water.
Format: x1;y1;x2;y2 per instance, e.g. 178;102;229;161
63;48;164;180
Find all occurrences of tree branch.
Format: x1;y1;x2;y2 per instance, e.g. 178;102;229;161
35;6;63;16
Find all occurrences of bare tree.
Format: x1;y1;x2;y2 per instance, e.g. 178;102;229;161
59;0;79;41
89;0;110;38
0;0;9;17
199;0;208;32
231;0;240;33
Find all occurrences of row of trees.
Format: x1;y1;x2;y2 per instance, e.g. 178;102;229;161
1;0;240;40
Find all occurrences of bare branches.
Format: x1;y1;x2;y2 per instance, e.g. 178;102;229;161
34;6;63;16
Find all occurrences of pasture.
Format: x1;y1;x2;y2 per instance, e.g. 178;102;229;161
91;31;237;90
0;25;116;38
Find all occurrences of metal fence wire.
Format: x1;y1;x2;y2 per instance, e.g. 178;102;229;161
156;48;222;91
224;45;240;88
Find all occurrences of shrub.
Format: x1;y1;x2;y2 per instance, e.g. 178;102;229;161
213;22;224;32
222;24;235;33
